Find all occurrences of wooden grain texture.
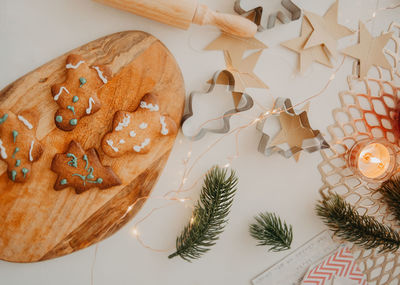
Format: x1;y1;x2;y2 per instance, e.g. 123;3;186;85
0;31;185;262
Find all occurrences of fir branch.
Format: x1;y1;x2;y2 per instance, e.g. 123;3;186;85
378;176;400;223
249;212;293;252
168;166;238;261
316;194;400;253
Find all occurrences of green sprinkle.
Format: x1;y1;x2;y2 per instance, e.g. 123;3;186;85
83;154;89;170
11;170;17;181
72;96;79;103
56;115;63;123
67;105;75;115
70;119;78;126
60;178;68;185
66;153;78;168
0;114;8;124
12;130;18;143
79;77;87;87
21;168;29;178
12;147;19;159
15;160;21;167
87;167;94;180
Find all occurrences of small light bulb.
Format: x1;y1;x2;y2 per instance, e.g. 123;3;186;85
224;163;230;168
179;198;186;203
132;228;139;237
372;12;376;18
190;217;195;225
182;177;188;184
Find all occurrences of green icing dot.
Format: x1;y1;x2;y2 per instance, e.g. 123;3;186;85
11;170;17;181
60;179;68;185
15;160;21;167
56;115;63;123
12;147;19;159
72;96;79;103
0;114;8;124
12;130;18;143
70;119;78;126
96;178;103;183
21;168;29;178
79;77;87;87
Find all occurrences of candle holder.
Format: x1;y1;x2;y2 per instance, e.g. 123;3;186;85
347;139;397;183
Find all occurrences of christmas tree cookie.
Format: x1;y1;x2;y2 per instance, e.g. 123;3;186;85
51;140;121;194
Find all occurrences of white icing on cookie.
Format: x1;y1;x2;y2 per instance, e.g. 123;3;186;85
106;139;119;152
66;60;85;69
160;116;169;135
86;97;95;114
140;101;159;112
139;122;148;129
129;130;136;138
133;138;150;152
92;66;108;84
17;115;33;130
29;140;34;162
115;114;131;131
0;139;7;159
119;139;125;144
54;86;70;101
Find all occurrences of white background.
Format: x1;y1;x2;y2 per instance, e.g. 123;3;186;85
0;0;399;284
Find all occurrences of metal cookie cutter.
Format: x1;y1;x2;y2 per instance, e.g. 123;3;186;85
256;97;329;159
234;0;301;31
181;70;254;141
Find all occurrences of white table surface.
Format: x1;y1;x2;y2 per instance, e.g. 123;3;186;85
0;0;399;284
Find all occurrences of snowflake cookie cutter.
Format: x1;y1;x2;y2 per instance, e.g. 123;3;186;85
256;97;329;160
181;70;254;141
234;0;302;32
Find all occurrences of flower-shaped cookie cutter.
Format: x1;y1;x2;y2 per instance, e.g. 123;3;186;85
181;70;254;141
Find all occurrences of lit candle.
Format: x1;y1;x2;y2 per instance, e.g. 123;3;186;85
348;139;396;182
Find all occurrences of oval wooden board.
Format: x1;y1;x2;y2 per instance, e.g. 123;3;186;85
0;31;185;262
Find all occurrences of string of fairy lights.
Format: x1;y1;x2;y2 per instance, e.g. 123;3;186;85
97;2;400;254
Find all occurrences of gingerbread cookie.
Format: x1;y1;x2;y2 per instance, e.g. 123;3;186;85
51;140;121;194
51;54;111;131
0;109;43;182
101;93;177;158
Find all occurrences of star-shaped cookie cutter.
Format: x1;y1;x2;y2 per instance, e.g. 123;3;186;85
234;0;301;31
181;70;254;141
256;97;329;160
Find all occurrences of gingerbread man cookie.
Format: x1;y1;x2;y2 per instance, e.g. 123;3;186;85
101;93;177;158
0;109;43;182
51;140;121;194
51;54;111;131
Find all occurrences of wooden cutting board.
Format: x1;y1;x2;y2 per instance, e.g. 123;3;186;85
0;31;185;263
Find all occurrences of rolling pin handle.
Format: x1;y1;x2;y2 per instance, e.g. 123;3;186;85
192;4;257;38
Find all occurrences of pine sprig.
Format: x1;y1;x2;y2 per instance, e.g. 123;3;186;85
249;212;293;252
316;194;400;253
168;166;238;261
378;176;400;223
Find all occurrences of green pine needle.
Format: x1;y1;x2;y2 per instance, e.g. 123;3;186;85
249;212;293;252
168;166;238;261
378;176;400;223
316;193;400;253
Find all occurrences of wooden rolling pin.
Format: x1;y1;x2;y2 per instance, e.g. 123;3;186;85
94;0;257;38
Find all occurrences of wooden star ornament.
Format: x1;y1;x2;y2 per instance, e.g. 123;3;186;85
256;98;329;161
281;16;333;73
342;21;393;78
303;0;353;59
